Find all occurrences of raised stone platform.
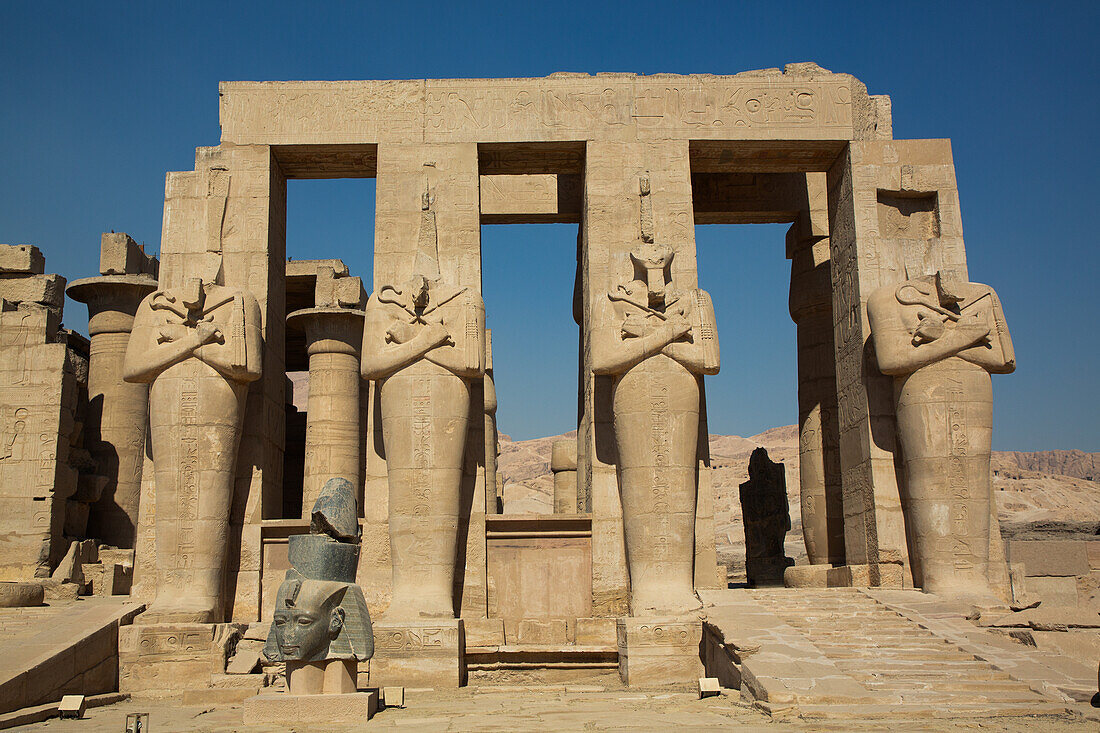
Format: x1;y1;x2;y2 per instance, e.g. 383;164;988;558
0;598;143;715
699;587;1096;719
118;621;244;696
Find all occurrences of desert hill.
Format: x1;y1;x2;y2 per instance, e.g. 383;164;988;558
496;426;1100;579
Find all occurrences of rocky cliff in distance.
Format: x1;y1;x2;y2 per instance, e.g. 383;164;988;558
497;426;1100;581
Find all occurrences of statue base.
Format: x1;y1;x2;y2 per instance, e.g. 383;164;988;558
369;619;465;688
826;563;904;588
119;622;243;694
616;617;703;686
784;564;831;588
243;691;377;724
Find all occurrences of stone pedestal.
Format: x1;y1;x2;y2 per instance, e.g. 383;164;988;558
616;617;703;686
67;274;157;548
118;622;241;694
369;620;465;688
244;691;377;724
286;307;365;515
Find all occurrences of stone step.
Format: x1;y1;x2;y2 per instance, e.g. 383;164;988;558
851;668;1011;682
818;648;978;662
793;701;1072;720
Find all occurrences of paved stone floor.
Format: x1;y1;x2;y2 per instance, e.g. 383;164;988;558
19;687;1097;732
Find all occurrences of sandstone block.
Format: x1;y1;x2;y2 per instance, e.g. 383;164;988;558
1025;576;1079;607
0;274;65;308
616;617;703;686
369;620;464;688
0;244;44;274
575;617;617;647
1008;540;1090;577
99;232;157;277
463;617;504;648
382;686;405;708
0;582;44;607
784;565;830;588
517;618;569;645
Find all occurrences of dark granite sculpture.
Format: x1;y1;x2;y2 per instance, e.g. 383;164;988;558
739;448;794;586
265;477;374;694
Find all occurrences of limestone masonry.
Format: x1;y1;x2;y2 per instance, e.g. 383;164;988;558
0;66;1096;726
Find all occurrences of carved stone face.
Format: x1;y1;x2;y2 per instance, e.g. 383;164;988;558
630;245;674;308
271;579;345;661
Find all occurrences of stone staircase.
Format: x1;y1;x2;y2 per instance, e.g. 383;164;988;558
702;587;1087;721
752;589;1054;713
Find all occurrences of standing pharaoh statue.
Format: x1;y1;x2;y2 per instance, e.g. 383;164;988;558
361;188;485;620
868;271;1014;602
123;270;262;623
592;242;719;615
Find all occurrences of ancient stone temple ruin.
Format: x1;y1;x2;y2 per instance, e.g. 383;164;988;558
1;65;1096;724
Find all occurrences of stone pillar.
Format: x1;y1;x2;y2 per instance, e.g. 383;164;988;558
67;233;159;548
827;139;985;588
551;439;578;513
788;235;844;568
581;139;718;615
286;307;365;514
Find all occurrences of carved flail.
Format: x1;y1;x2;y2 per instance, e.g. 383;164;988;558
639;173;654;244
205;168;230;255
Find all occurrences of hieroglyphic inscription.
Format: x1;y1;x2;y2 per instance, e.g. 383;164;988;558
649;378;672;563
945;378;972;570
219;77;855;143
172;378;199;586
374;625;459;651
410;378;432;517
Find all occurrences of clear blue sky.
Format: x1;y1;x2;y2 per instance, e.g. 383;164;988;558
1;2;1096;450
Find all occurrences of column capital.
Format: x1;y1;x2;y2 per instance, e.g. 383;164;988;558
66;274;158;335
286;307;365;357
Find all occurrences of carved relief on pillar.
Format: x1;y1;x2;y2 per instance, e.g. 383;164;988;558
360;185;486;621
868;271;1014;602
591;238;719;616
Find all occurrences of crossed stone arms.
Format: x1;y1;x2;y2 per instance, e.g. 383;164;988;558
122;288;263;385
867;284;1015;376
360;286;486;381
590;290;720;377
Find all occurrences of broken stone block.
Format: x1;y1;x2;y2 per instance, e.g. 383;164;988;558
99;232;158;277
0;273;66;309
0;581;44;607
227;648;262;675
0;244;45;274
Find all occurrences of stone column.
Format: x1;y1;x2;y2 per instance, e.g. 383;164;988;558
286;307;365;515
788;237;845;568
551;439;578;513
67;273;157;548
